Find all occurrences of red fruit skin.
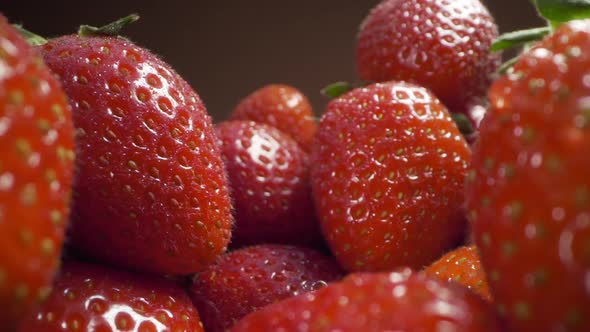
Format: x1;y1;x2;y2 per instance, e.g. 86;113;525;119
0;15;75;330
231;268;503;332
231;84;317;152
466;20;590;331
424;245;491;301
216;121;321;247
19;261;204;332
189;244;344;332
40;35;233;275
311;81;470;272
356;0;500;112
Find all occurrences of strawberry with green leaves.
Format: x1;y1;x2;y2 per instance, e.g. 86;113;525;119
19;261;204;331
189;244;344;332
0;15;75;330
356;0;500;115
312;81;470;272
467;12;590;332
38;16;233;275
231;268;504;331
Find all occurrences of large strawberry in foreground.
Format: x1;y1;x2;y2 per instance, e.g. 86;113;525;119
356;0;500;114
0;15;75;330
39;18;233;275
467;20;590;331
19;261;204;332
312;81;470;272
231;268;503;331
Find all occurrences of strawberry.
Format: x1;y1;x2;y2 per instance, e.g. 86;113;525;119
231;267;503;331
19;261;204;331
215;120;320;247
0;15;75;330
423;245;491;301
311;81;470;272
39;18;233;275
356;0;500;114
189;244;344;332
230;84;317;152
466;19;590;331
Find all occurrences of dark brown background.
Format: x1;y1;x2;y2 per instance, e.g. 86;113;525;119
1;0;543;121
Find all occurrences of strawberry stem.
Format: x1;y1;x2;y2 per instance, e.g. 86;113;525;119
78;14;140;37
13;25;48;46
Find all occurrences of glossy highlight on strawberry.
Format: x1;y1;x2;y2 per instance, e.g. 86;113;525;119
311;81;470;272
216;120;320;248
0;15;75;330
19;261;204;332
40;34;233;275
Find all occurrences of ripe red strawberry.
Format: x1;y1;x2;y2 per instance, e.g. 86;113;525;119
311;81;470;272
215;120;320;247
0;15;75;330
466;20;590;331
189;244;344;332
356;0;500;114
231;267;503;331
230;84;317;152
19;261;204;331
424;245;491;301
39;24;233;275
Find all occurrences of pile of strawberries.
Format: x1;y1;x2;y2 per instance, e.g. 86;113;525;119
1;0;589;330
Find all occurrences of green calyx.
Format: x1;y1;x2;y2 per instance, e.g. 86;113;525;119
13;25;48;46
451;113;475;136
78;14;139;37
321;81;371;99
321;82;355;99
492;0;590;72
533;0;590;25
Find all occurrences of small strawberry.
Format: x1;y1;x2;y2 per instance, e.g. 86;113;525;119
189;244;344;332
231;267;503;331
230;84;317;152
467;19;590;331
0;15;75;330
215;120;320;247
38;16;234;275
423;245;491;301
19;261;204;332
356;0;500;114
311;81;470;272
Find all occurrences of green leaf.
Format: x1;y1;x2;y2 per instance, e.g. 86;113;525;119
12;25;48;46
321;82;355;99
78;14;140;37
491;27;551;51
534;0;590;23
451;113;474;136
